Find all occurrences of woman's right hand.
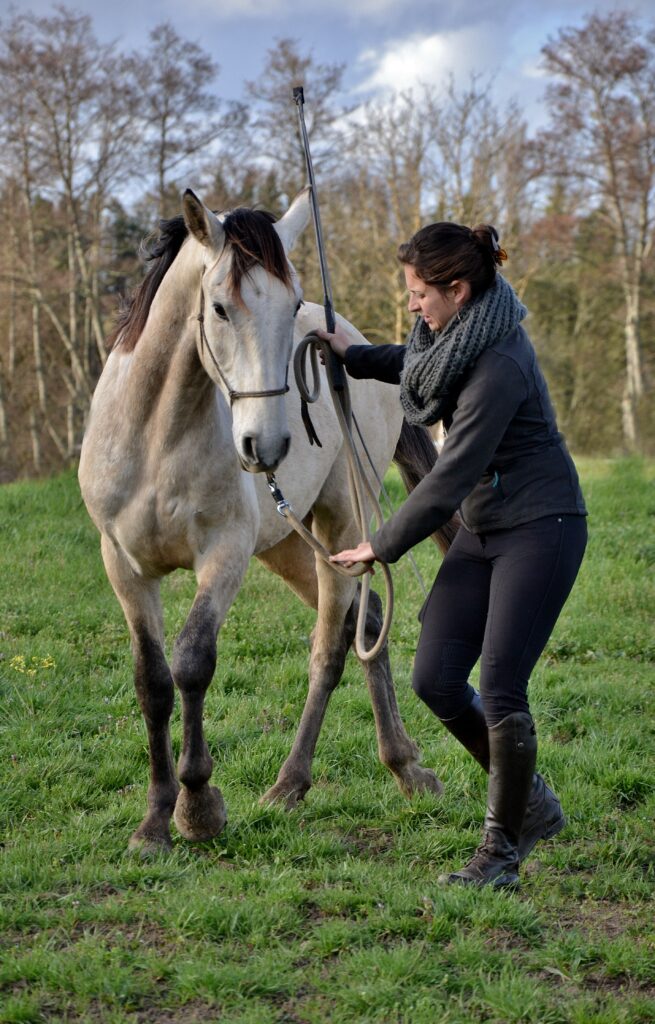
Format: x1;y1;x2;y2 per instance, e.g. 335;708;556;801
315;325;353;360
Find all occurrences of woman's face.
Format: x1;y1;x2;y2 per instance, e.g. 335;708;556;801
404;265;468;331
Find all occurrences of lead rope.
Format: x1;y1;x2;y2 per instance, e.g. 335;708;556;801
267;331;393;662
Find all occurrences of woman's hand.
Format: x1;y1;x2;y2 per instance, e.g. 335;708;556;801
329;541;377;573
315;324;353;360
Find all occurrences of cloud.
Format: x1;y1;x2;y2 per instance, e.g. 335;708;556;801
165;0;398;17
163;0;285;16
520;57;549;80
354;25;498;96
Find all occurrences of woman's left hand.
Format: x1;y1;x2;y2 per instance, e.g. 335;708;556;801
329;541;377;572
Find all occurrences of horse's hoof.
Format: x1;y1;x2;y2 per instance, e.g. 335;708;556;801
174;784;227;841
395;764;444;799
128;830;174;858
259;779;309;810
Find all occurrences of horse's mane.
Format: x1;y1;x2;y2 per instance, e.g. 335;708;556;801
109;207;292;353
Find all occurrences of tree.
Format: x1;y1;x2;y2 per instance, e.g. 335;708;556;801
0;5;141;469
133;22;246;218
523;206;625;452
243;38;347;308
328;80;535;348
328;90;431;344
539;11;655;450
245;38;346;206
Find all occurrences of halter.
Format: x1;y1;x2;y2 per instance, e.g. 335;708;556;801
196;288;290;403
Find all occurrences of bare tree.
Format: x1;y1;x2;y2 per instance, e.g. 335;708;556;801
242;38;347;305
0;6;141;466
245;38;347;205
539;11;655;450
0;24;57;469
133;22;246;218
427;76;502;224
330;90;432;344
330;81;535;345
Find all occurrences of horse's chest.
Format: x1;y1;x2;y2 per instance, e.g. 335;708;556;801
110;491;199;573
110;471;258;577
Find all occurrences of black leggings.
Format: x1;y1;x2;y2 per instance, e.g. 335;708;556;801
412;514;587;726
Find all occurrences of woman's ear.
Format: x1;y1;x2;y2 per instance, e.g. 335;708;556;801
451;279;472;308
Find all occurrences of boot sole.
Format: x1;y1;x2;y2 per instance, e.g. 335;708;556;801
438;871;520;890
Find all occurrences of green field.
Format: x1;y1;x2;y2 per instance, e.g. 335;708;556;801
1;458;654;1024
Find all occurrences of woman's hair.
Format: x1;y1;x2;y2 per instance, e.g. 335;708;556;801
397;222;508;298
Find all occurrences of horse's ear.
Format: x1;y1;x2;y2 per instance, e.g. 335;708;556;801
182;189;225;251
275;187;312;253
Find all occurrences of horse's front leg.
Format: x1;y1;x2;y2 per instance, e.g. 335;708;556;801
355;585;443;799
171;539;251;842
101;536;179;856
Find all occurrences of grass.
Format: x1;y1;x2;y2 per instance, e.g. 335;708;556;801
0;457;653;1023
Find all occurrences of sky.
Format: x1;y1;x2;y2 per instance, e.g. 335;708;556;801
2;0;652;131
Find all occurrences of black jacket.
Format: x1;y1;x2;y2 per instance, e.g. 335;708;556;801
344;325;587;563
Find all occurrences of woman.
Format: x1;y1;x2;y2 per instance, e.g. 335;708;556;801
319;223;587;889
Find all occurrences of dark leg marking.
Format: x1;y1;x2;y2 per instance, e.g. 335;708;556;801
171;593;227;840
129;626;180;855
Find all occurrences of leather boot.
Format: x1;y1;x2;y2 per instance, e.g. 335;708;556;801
440;693;565;861
439;712;538;889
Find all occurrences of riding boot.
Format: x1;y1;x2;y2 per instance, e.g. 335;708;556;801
440;691;490;771
439;711;538;889
440;692;565;861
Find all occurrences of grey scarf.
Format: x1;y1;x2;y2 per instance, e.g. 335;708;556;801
400;274;527;427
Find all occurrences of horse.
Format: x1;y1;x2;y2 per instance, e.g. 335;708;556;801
79;187;454;856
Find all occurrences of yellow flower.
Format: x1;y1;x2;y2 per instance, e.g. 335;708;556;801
8;654;55;673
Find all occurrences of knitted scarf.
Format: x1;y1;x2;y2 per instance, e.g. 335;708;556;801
399;274;527;427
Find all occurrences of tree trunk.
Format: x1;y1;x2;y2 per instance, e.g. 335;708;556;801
392;275;406;347
29;407;41;475
67;402;75;460
7;217;18;381
0;371;9;473
31;299;46;414
67;228;78;371
69;210;107;368
621;291;644;451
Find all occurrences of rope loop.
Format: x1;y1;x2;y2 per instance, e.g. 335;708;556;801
294;336;321;404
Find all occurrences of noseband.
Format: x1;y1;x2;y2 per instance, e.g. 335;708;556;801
196;288;290;404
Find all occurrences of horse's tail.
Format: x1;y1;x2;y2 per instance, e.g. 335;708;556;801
392;418;460;555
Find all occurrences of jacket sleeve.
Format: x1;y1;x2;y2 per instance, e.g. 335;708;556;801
371;351;529;563
344;344;406;384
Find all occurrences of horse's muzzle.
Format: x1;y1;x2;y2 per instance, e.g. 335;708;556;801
239;433;291;473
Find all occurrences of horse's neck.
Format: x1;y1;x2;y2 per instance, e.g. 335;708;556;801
122;242;216;434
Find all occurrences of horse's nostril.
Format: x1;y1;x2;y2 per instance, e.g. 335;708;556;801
282;434;291;458
242;435;257;463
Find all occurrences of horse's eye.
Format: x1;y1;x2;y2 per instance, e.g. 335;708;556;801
294;300;303;317
213;303;228;321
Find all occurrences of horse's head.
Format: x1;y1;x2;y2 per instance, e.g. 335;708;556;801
182;188;311;473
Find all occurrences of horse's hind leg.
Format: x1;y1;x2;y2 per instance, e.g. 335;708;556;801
259;544;356;809
259;518;442;806
355;586;443;798
171;542;250;842
101;536;179;855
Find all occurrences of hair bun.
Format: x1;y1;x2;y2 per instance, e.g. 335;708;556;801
471;224;508;266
